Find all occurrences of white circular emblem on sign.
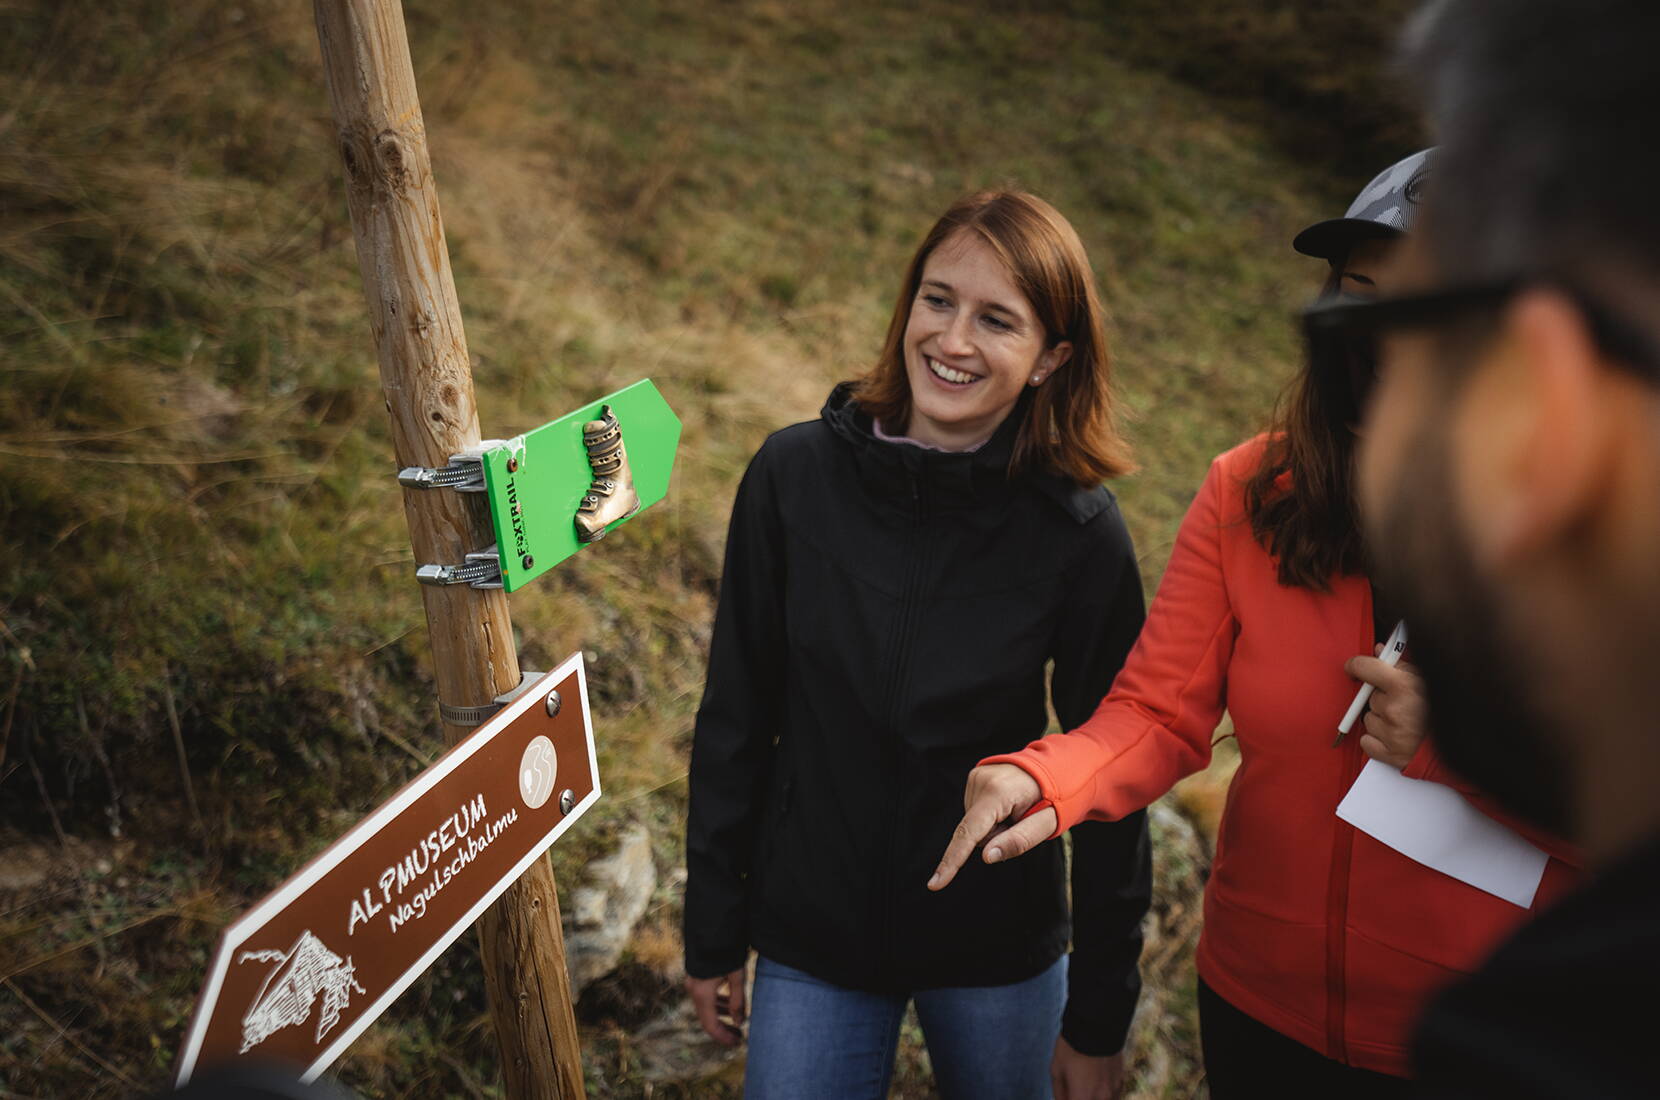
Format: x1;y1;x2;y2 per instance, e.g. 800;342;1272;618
519;736;558;809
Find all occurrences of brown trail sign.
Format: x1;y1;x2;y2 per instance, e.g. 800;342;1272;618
175;655;599;1084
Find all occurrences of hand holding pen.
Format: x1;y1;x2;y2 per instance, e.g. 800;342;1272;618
1338;621;1430;768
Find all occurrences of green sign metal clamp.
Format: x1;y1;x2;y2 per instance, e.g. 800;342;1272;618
403;379;681;593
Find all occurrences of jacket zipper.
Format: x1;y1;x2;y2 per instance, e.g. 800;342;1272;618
1325;754;1362;1061
880;472;928;726
879;470;929;978
1324;589;1374;1062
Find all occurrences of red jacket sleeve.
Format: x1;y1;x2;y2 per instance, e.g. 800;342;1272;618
1401;738;1583;868
983;456;1239;834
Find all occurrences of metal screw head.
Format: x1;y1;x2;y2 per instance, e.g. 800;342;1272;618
521;554;535;570
544;689;562;717
506;457;519;473
559;789;575;815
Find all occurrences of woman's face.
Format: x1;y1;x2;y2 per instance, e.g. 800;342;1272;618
901;231;1071;449
1336;237;1401;299
1333;236;1404;431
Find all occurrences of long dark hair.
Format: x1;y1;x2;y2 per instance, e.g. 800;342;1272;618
1243;271;1369;589
852;190;1134;487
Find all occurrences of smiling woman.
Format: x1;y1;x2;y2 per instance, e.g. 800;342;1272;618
854;191;1135;483
903;234;1071;450
682;191;1152;1100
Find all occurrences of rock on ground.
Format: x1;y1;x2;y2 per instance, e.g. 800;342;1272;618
564;823;657;995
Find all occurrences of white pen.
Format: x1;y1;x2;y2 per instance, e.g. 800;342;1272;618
1335;619;1408;746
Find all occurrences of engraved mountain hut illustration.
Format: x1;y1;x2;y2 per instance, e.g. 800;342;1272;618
237;931;366;1053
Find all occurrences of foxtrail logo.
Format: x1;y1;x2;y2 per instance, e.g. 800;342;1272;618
236;931;365;1053
507;476;528;556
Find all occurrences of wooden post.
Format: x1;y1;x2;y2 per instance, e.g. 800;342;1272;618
312;2;585;1096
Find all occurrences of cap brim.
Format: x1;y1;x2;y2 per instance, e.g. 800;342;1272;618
1292;217;1404;261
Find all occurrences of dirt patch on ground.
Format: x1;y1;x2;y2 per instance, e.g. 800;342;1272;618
577;959;682;1032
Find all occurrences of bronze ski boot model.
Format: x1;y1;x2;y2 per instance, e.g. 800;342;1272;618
573;405;640;543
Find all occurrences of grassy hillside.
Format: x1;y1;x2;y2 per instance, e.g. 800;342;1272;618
1093;0;1422;183
0;1;1417;1095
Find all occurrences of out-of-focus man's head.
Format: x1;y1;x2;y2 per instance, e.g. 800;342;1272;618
1353;0;1660;858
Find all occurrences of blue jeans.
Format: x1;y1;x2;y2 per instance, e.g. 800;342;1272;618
743;955;1067;1100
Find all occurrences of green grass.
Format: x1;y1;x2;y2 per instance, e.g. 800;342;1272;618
0;1;1412;1095
1089;0;1424;186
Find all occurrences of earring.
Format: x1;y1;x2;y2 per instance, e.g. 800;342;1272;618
1030;374;1042;384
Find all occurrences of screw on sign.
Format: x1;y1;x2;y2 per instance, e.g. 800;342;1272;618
174;652;601;1085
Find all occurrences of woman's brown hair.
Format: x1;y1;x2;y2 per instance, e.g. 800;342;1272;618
1244;269;1368;589
851;190;1134;486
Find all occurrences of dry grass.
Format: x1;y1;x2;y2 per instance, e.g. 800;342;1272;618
0;0;1414;1096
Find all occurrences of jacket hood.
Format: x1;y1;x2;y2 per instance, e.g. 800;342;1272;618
819;381;1112;524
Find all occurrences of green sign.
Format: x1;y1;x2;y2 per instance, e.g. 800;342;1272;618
480;379;680;592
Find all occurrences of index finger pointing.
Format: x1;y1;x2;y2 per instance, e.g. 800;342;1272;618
928;800;1004;892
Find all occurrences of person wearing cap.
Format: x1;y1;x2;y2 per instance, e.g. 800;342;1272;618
927;151;1582;1096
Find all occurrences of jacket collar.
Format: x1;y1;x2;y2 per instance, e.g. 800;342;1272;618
820;382;1110;523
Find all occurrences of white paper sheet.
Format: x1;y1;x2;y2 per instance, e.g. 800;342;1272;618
1335;758;1549;908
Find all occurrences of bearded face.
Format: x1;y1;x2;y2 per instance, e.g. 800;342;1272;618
1368;407;1577;838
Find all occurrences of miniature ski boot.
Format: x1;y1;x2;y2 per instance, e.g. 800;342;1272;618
573;405;640;543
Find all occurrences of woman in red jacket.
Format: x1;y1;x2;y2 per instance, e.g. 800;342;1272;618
927;151;1581;1097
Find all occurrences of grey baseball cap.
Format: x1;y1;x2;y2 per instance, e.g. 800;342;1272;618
1293;148;1435;260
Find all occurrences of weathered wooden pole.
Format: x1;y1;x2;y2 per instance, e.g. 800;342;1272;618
312;1;585;1095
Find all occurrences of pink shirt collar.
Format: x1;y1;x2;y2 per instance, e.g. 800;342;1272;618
872;419;987;454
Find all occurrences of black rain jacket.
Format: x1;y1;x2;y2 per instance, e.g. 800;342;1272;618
683;383;1152;1055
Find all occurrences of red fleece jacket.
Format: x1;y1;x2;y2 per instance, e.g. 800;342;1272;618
985;438;1580;1076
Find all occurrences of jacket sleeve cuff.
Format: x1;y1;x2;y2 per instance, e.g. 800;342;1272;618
1060;993;1133;1057
683;943;749;981
978;751;1069;838
1059;1023;1128;1059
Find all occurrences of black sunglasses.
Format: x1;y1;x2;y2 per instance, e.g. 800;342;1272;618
1301;279;1660;407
